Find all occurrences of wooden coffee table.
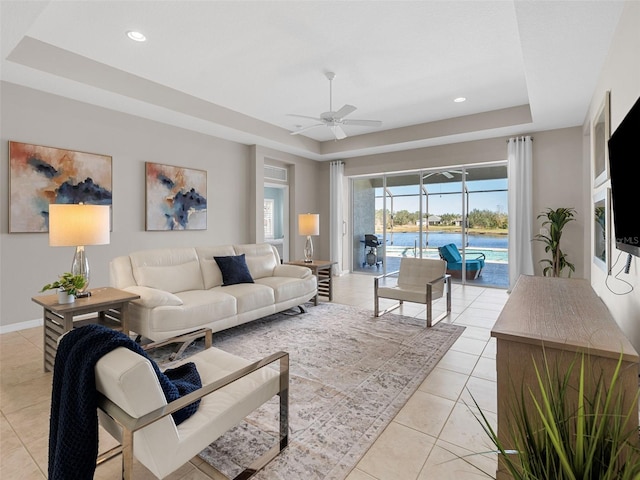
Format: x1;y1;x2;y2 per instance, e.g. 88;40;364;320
32;287;140;372
286;260;337;305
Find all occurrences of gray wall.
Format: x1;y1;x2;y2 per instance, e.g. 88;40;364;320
586;1;640;351
342;128;585;279
0;82;322;330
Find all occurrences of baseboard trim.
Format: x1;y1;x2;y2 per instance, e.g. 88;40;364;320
0;318;43;334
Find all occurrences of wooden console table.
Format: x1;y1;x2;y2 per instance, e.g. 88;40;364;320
286;260;337;305
32;287;140;372
491;275;639;479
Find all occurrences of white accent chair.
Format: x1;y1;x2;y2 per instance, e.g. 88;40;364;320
95;333;289;479
374;257;451;327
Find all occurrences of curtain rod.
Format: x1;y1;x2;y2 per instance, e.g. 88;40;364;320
506;137;534;143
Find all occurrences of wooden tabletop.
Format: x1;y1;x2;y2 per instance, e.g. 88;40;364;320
491;275;638;362
286;260;337;268
32;287;140;312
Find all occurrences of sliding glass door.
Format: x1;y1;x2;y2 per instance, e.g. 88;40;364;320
350;163;508;288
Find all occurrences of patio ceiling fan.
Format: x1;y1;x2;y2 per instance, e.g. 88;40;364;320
423;170;467;180
288;72;382;140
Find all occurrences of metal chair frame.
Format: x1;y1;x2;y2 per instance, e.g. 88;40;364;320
96;338;289;480
374;269;451;327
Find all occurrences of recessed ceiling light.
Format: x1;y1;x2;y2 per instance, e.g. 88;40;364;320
126;31;146;42
454;97;466;103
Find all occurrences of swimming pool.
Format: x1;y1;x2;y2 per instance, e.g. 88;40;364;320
384;245;508;263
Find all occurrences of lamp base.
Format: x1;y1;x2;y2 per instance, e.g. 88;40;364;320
71;245;90;292
303;235;314;263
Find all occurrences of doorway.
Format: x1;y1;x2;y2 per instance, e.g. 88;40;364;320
264;184;289;262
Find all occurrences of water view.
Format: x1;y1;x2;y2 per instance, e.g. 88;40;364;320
378;231;508;263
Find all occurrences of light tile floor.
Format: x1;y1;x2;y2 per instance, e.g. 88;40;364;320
0;273;506;479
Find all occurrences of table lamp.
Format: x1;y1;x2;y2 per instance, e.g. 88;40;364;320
298;213;319;263
48;204;111;296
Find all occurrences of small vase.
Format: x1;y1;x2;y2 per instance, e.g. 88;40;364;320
57;289;75;304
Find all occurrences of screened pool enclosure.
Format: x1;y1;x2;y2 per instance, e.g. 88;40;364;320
351;164;508;288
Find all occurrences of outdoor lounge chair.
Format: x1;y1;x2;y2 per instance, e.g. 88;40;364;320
438;243;485;280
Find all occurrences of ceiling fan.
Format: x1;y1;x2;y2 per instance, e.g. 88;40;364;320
288;72;382;140
423;170;467;180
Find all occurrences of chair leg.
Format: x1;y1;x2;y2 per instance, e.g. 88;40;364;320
232;354;290;480
374;277;402;317
374;277;380;317
426;284;433;328
122;428;134;480
425;276;452;328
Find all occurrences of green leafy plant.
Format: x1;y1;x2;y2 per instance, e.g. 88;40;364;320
533;207;576;277
41;272;86;297
469;352;640;479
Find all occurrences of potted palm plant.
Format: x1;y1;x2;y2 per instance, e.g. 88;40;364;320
533;207;576;277
41;272;86;304
468;353;640;479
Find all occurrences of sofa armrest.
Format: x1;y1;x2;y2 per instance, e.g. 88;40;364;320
123;286;183;308
273;264;312;279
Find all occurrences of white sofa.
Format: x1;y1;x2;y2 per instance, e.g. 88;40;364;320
110;243;317;341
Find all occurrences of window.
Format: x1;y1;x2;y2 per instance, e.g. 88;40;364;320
264;199;274;239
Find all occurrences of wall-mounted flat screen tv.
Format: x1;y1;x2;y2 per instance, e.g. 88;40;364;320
608;95;640;257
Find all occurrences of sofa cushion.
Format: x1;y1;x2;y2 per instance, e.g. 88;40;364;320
124;286;184;308
233;244;278;279
256;276;317;304
147;290;237;335
196;245;237;290
211;283;274;314
129;248;204;293
214;254;254;286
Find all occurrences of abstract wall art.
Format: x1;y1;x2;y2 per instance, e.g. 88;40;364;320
9;141;112;233
145;162;207;231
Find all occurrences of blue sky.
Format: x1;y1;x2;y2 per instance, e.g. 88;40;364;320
376;179;508;216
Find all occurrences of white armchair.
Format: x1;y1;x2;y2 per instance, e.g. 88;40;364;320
95;337;289;479
374;257;451;327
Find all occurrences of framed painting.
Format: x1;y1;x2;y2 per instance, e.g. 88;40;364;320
9;141;112;233
593;186;611;274
592;90;610;188
145;162;207;231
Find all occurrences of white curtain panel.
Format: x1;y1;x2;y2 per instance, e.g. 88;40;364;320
507;136;534;292
329;161;344;276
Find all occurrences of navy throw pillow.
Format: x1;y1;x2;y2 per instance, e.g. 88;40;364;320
214;254;254;286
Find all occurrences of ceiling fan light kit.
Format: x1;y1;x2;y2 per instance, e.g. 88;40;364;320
288;72;382;140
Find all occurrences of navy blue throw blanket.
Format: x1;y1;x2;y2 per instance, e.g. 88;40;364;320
48;324;202;480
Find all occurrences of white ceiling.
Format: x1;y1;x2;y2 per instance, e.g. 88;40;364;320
0;1;624;161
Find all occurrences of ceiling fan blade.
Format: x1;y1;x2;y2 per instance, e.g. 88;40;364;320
286;114;324;122
290;124;324;135
331;125;347;140
442;171;454;179
342;119;382;127
333;104;357;119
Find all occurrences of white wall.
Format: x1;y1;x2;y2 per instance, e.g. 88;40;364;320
586;1;640;351
531;127;585;278
0;82;321;330
342;128;585;279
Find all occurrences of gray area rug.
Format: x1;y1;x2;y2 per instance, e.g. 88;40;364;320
174;303;464;479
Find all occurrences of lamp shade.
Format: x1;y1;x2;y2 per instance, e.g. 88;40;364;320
298;213;319;236
49;204;110;246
